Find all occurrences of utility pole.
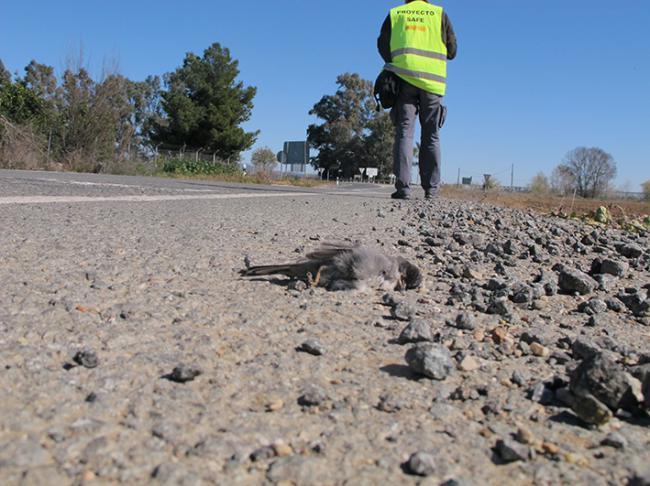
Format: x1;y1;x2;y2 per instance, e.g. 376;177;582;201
457;168;461;187
510;164;514;192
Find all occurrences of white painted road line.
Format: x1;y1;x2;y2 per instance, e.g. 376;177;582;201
40;178;217;193
0;192;320;205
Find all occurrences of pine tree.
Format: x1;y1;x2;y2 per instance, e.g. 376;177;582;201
151;43;258;161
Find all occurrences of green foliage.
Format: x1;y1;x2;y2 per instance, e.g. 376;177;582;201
308;73;393;178
150;43;258;160
594;206;611;224
363;112;394;177
0;46;260;176
127;75;162;152
0;81;45;124
162;157;241;176
23;61;58;100
0;59;12;86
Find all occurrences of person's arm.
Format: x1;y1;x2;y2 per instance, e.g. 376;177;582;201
377;15;392;63
442;12;457;60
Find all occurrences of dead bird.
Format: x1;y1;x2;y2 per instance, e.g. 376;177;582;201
241;242;422;291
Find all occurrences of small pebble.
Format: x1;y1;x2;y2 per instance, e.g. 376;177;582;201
495;439;529;463
167;364;202;383
73;349;99;369
406;451;436;476
297;339;325;356
601;432;627;450
530;342;550;358
458;355;480;372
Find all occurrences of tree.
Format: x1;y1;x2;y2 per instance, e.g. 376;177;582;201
643;180;650;201
0;60;11;86
0;81;45;125
1;56;164;173
550;166;573;196
308;73;378;178
128;75;162;153
0;71;49;170
555;147;617;198
23;61;58;100
363;111;394;177
529;172;550;194
251;146;276;173
150;43;258;160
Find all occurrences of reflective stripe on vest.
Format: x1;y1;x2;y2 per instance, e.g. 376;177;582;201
391;47;447;62
384;64;446;85
388;2;448;96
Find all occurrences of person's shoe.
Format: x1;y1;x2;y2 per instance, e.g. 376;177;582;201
391;191;410;200
424;190;438;200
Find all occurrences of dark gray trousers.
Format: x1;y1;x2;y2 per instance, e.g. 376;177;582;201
391;81;443;195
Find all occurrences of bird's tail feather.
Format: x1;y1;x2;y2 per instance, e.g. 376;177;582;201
241;264;296;277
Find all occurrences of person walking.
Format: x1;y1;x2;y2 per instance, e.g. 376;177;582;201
378;0;457;200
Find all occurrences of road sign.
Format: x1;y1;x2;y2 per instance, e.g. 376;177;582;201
283;141;308;166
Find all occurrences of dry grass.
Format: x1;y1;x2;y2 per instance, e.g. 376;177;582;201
440;186;650;219
159;171;326;188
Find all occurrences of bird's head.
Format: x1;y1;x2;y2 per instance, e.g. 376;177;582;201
396;258;423;290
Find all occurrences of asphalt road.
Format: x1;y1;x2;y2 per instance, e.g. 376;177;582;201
2;169;649;485
0;169;393;204
0;169;427;485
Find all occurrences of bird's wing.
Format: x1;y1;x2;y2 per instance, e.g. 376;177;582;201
305;242;359;261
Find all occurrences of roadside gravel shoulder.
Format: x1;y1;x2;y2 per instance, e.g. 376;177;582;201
1;192;649;485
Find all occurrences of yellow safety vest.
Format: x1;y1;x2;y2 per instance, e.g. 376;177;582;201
386;1;448;96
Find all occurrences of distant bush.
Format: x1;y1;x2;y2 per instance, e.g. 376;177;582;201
251;146;277;173
483;176;501;191
529;172;551;194
162;157;241;177
643;180;650;201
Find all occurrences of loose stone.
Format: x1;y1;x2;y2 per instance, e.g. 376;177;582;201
406;451;437;476
405;343;455;380
73;349;99;369
398;320;434;344
166;364;202;383
495;439;529;463
297;339;325;356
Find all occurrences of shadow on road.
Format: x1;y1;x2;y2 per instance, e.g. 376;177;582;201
379;364;421;382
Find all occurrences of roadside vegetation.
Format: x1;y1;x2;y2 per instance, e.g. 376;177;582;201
0;44;256;175
441;185;650;231
157;157;322;187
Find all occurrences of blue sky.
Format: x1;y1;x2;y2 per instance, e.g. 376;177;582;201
2;1;649;189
